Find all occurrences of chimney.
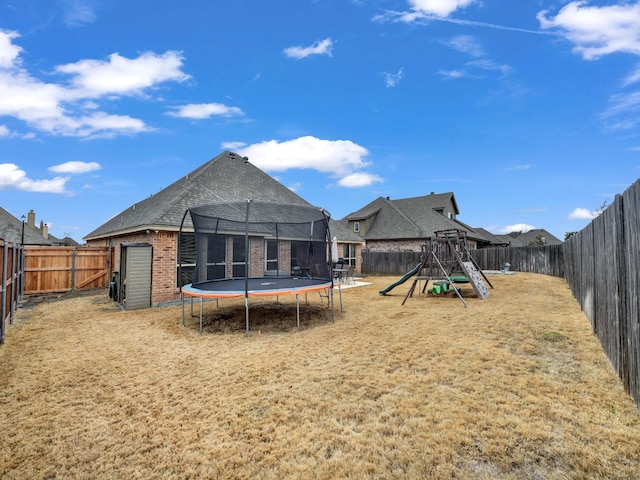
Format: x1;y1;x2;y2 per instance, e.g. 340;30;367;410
39;220;49;239
27;209;35;227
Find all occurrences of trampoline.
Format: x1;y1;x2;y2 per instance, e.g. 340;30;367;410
179;200;340;335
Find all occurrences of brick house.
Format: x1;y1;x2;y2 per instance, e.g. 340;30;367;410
84;151;363;307
340;192;493;252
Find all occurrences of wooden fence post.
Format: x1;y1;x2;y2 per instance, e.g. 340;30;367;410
1;242;7;345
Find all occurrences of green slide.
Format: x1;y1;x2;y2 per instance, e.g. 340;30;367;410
379;263;422;295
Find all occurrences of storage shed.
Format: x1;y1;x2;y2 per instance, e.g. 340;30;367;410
119;243;152;310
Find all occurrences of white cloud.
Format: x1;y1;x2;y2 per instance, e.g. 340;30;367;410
467;58;511;75
56;51;189;98
383;68;404;87
287;181;302;192
0;31;189;138
0;163;69;193
49;161;101;174
221;141;247;151
568;207;597;220
338;172;383;187
601;90;640;131
59;0;98;26
439;34;510;80
538;2;640;60
167;103;244;119
437;69;472;79
408;0;476;18
284;38;333;59
501;223;534;234
0;125;9;137
507;164;532;171
233;136;382;188
621;63;640;87
0;30;22;68
444;35;484;57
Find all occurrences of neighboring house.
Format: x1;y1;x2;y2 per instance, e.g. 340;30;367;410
84;151;364;307
0;208;69;246
472;228;512;248
340;192;493;251
493;229;562;247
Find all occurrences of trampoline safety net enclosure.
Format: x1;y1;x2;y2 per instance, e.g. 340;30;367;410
179;200;339;335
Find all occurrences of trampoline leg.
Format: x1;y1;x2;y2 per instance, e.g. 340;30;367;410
181;291;185;327
296;294;300;332
330;286;334;322
199;298;203;335
245;297;250;337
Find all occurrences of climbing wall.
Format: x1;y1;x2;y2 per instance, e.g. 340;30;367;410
460;261;490;299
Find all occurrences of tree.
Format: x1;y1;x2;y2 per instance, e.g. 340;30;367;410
528;235;546;246
593;199;609;218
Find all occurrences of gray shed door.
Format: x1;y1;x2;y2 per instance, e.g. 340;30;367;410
123;245;152;310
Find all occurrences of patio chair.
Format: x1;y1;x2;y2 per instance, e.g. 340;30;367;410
345;265;355;285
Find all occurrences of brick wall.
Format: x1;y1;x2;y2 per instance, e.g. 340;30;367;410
365;239;425;253
87;230;180;306
88;231;350;306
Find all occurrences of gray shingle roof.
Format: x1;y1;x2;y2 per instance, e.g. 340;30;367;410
328;219;364;244
0;207;55;246
495;229;562;247
85;151;340;240
341;193;470;240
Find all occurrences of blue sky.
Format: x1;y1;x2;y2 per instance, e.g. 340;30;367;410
2;0;640;242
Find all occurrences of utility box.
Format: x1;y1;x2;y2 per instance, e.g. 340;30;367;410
119;243;152;310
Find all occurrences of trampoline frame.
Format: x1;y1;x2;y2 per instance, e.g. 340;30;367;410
178;200;340;336
181;278;342;335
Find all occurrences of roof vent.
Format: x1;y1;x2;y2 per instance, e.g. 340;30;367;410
243;156;249;163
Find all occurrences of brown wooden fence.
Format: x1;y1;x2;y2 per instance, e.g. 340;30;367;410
562;183;640;409
1;239;21;345
470;244;565;278
23;246;113;294
361;250;423;276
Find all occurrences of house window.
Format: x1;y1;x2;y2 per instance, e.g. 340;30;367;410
342;243;357;267
353;221;360;233
205;234;226;279
177;233;226;286
232;236;247;277
265;239;278;272
448;212;453;219
177;233;195;287
290;241;298;271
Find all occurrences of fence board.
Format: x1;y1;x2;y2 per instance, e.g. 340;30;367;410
23;246;112;294
1;239;22;345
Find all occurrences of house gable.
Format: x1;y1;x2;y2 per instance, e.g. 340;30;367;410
84;151;312;241
341;192;467;242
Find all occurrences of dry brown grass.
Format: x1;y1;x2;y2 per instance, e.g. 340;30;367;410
1;273;639;479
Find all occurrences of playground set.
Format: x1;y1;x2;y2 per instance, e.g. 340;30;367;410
379;229;493;307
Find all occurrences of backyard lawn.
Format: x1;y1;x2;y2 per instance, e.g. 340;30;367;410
1;273;639;479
